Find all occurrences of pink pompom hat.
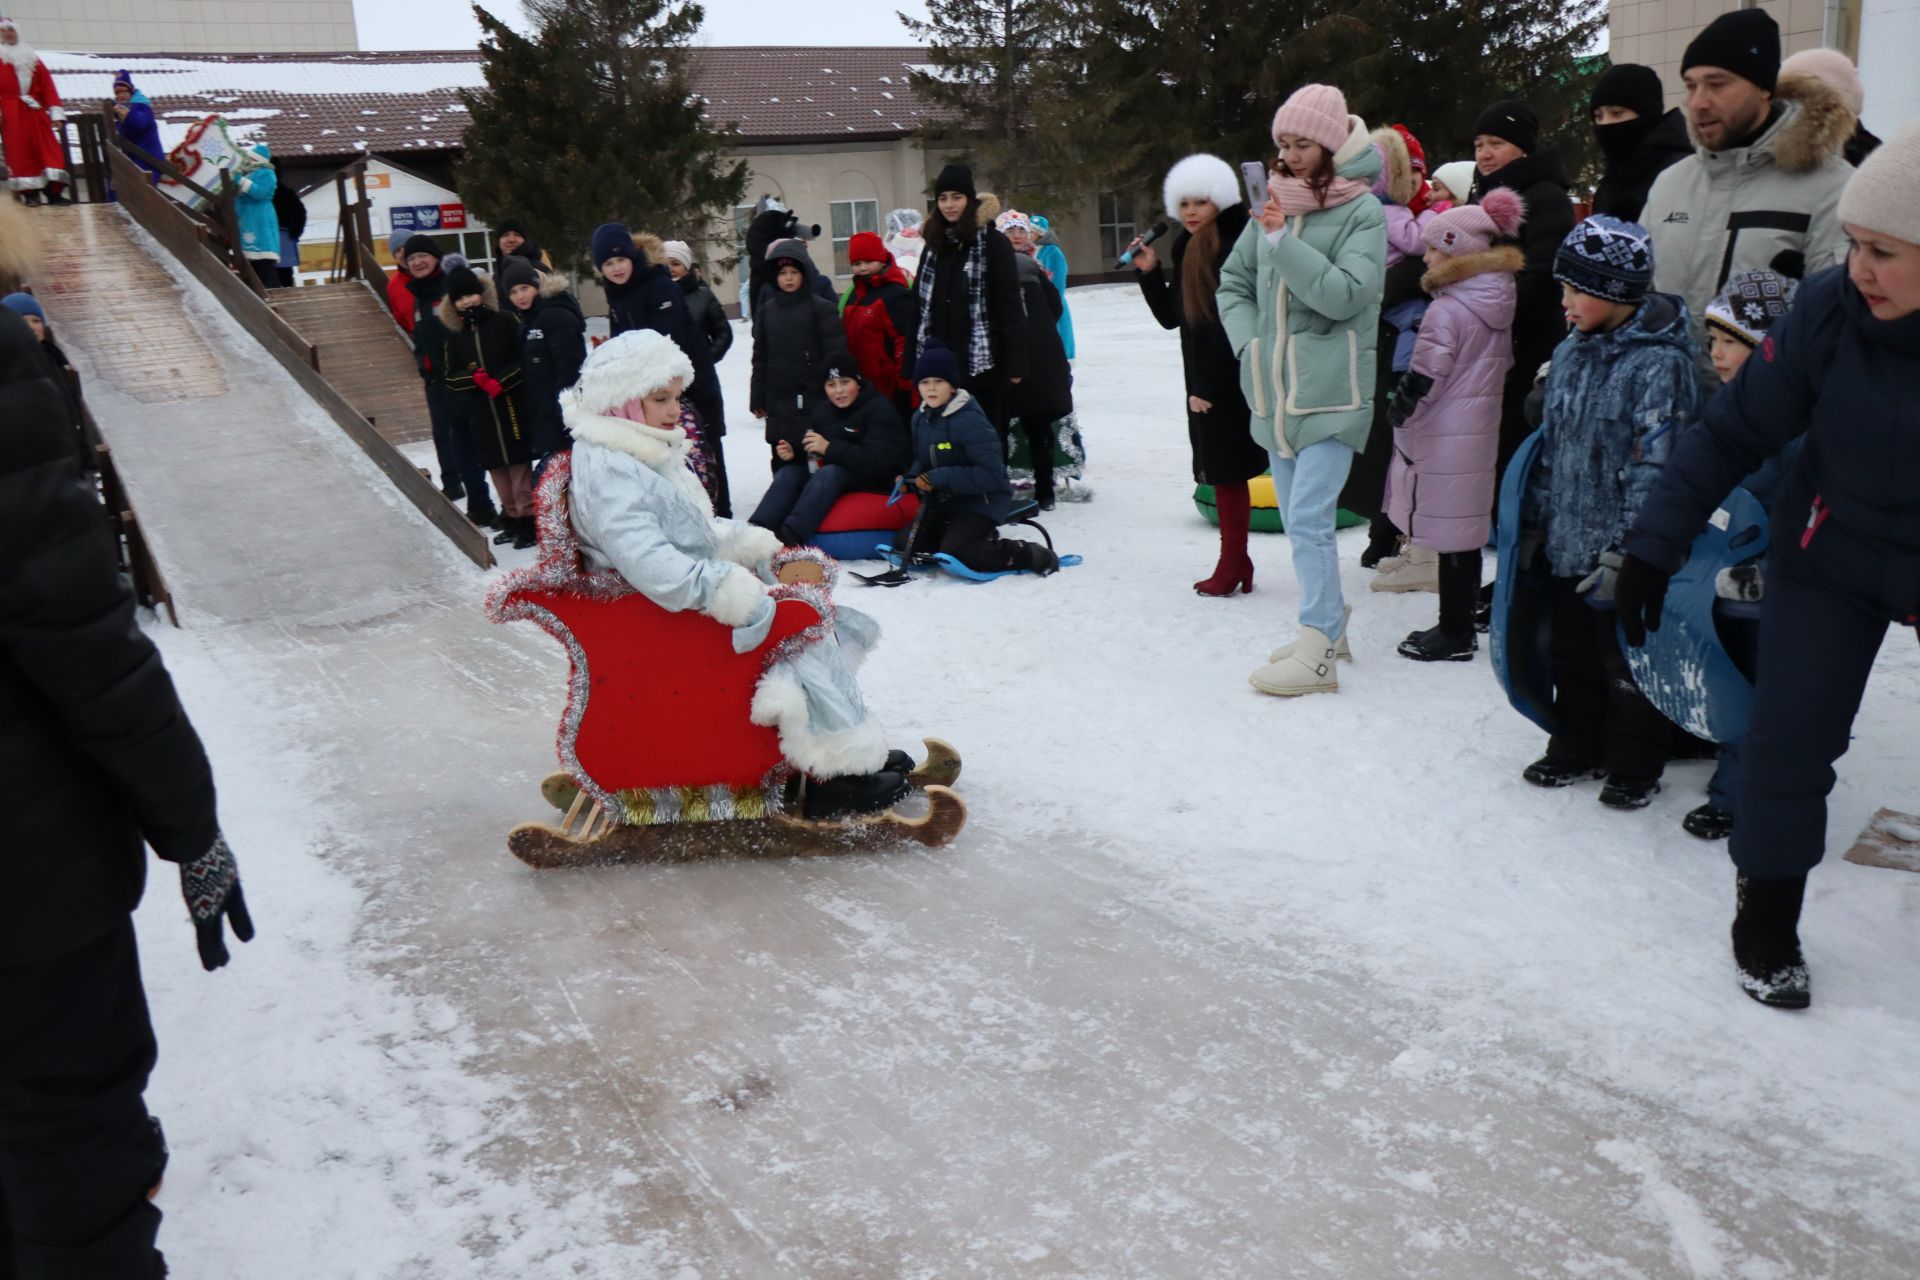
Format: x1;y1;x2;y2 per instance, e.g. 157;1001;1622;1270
1423;187;1527;256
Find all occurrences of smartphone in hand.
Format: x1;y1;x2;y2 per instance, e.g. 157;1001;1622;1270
1241;160;1270;213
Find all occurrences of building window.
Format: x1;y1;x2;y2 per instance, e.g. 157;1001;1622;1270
1098;192;1138;266
830;199;881;276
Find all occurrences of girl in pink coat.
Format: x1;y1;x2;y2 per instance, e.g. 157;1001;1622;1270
1383;187;1527;662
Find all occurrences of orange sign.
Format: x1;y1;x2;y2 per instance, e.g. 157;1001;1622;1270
365;172;392;189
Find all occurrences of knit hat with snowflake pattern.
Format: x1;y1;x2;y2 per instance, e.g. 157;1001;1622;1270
1553;215;1655;303
1704;269;1798;348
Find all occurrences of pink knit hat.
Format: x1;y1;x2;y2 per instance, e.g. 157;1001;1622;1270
1423;187;1526;257
1271;84;1351;154
1781;47;1865;115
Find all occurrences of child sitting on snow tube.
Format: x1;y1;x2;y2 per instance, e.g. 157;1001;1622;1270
563;330;911;817
748;360;909;546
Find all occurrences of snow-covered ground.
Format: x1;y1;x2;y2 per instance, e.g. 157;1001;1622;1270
123;281;1920;1277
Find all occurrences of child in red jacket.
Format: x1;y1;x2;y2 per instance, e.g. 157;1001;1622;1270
841;232;919;413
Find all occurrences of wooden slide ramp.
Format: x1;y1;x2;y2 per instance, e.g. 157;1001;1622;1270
268;281;432;448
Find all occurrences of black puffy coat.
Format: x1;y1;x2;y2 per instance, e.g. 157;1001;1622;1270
807;384;910;491
408;269;451;382
514;271;588;456
1010;252;1072;425
1592;109;1693;223
605;261;720;405
679;272;734;363
751;253;849;453
439;277;533;469
0;312;218;966
1473;146;1576;464
1135;202;1268;486
916;219;1028;381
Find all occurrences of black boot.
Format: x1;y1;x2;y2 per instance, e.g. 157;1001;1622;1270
1683;803;1735;840
511;514;537;550
470;504;501;530
493;519;518;545
1599;776;1661;809
1360;515;1400;570
1398;624;1477;661
1732;872;1810;1009
885;749;915;776
1019;541;1061;576
1474;579;1495;633
1401;551;1481;661
1523;756;1605;788
803;770;910;819
442;480;466;502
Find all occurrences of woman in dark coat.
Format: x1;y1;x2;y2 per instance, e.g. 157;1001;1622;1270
663;240;733;364
1000;210;1073;508
912;163;1028;437
1134;155;1269;595
439;266;536;549
750;238;849;471
1589;64;1694;222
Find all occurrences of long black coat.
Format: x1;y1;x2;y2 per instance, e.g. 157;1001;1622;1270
1010;252;1072;425
679;273;733;363
751;263;850;454
440;281;533;469
916;222;1028;382
1592;109;1692;223
605;263;720;406
808;384;910;491
515;272;587;457
1136;203;1268;486
1473;146;1576;465
0;313;218;966
408;270;451;383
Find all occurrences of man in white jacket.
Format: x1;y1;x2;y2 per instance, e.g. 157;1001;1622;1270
1641;9;1855;382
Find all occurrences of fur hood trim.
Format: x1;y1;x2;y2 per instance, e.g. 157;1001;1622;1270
975;193;1002;229
538;269;573;300
436;272;497;329
1163;153;1243;217
566;328;696;418
1771;70;1856;173
1420;245;1524;293
632;233;669;267
1371;126;1416;206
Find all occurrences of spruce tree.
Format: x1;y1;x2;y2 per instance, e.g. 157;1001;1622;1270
458;0;747;273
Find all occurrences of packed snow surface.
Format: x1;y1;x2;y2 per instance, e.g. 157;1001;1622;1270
91;269;1920;1277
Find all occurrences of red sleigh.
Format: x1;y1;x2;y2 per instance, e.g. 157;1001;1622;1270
485;456;964;868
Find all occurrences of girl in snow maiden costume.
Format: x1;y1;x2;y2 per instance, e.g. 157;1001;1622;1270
1219;84;1387;697
563;330;913;819
231;143;282;273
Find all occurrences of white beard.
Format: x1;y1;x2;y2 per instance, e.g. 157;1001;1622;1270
0;40;40;85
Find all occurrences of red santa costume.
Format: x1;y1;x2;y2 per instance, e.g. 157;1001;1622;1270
0;18;68;201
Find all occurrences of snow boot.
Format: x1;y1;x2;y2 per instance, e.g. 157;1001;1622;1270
1598;776;1661;810
1397;624;1477;661
1270;605;1351;663
1370;543;1438;593
470;504;501;530
1522;756;1606;788
493;521;518;545
511;515;537;550
1018;541;1061;576
803;769;911;819
1360;516;1401;570
1250;626;1339;697
1401;550;1481;660
1732;872;1810;1009
1683;803;1735;840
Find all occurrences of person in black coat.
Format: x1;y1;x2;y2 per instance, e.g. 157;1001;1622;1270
1006;244;1072;508
0;310;252;1277
913;164;1028;438
1589;64;1694;222
1469;99;1577;477
750;238;850;472
440;266;536;549
1134;166;1270;595
401;235;495;527
269;157;307;288
492;215;550;272
748;360;909;544
662;240;733;364
590;222;732;515
500;256;586;466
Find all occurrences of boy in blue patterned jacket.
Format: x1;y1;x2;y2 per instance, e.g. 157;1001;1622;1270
1518;216;1702;809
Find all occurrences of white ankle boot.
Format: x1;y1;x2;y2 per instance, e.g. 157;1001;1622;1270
1270;604;1353;663
1370;544;1439;593
1250;625;1340;696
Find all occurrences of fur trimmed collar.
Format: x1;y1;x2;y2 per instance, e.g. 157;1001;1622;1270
436;272;498;329
1421;245;1524;293
538;269;573;300
1687;71;1855;173
568;409;689;469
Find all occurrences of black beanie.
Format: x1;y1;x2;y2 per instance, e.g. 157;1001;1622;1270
1472;99;1539;154
1681;8;1780;93
400;234;443;262
933;163;976;200
498;255;541;298
443;265;484;303
1590;63;1666;121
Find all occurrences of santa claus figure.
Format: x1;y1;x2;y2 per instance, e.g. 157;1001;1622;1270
1;17;69;204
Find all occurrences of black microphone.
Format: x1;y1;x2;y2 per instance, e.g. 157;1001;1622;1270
1115;220;1171;270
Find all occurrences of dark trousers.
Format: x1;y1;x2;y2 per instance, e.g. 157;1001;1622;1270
1730;559;1904;878
425;381;489;514
750;463;853;542
1546;575;1670;784
1706;609;1763;812
1437;550;1483;638
1017;417;1056;502
689;390;732;518
894;508;1029;574
968;370;1011;440
0;921;166;1279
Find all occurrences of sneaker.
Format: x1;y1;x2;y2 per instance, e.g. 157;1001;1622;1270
1683;803;1735;840
1599;777;1661;810
1522;756;1605;788
1397;624;1477;662
803;770;911;819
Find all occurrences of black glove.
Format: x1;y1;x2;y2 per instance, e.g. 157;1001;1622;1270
1384;371;1435;433
1613;553;1674;648
179;832;255;971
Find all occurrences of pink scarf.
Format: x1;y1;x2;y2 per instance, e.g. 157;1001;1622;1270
1267;172;1373;218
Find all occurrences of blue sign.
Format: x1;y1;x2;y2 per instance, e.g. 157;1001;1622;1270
388;204;443;233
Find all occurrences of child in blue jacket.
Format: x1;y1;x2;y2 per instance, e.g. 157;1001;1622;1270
892;340;1059;575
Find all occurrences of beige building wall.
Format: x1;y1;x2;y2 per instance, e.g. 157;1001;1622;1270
1607;0;1840;107
8;0;358;53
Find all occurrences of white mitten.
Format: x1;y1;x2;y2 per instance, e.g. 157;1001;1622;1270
714;520;781;570
707;563;771;627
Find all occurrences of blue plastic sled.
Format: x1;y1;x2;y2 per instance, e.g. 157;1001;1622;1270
1490;430;1557;733
1622;485;1768;745
930;552;1083;582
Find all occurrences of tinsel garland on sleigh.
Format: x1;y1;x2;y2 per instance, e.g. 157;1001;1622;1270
484;455;849;827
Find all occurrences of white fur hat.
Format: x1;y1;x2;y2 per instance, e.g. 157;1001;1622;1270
1163;154;1242;218
565;329;695;419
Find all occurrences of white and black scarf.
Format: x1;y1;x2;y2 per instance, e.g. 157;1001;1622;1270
916;232;993;376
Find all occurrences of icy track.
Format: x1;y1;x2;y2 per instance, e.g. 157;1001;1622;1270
87;263;1920;1277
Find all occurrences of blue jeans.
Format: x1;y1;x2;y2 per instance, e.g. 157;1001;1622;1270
1269;441;1355;640
749;463;853;542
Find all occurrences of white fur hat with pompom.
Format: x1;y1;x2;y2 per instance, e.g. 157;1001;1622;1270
1162;154;1243;219
564;329;694;421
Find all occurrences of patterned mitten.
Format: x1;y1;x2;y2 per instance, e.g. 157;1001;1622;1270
180;833;256;971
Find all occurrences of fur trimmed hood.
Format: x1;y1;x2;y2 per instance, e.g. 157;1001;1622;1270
631;232;669;268
1371;126;1417;207
1420;244;1523;294
435;272;497;330
1686;70;1856;173
564;328;695;422
566;406;692;472
537;269;574;300
1163;153;1243;217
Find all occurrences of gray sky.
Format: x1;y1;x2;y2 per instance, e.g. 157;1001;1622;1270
352;0;930;51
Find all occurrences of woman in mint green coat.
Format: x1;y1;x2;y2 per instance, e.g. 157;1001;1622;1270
1219;83;1386;697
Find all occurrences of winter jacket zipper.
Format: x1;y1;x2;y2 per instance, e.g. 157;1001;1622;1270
1800;493;1830;549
